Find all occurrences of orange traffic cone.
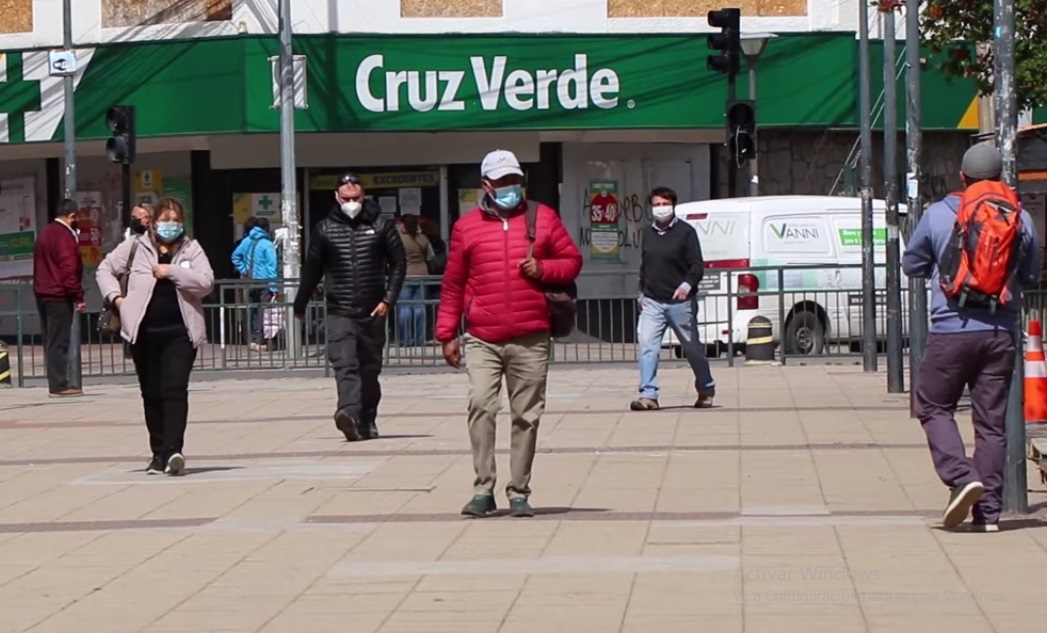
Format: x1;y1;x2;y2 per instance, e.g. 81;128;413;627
1024;320;1047;424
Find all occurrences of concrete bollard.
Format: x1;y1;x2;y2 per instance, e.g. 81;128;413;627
0;342;11;388
744;316;775;365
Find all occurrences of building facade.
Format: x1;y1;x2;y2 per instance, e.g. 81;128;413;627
0;0;1005;335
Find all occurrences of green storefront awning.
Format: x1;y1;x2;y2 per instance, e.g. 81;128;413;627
0;33;989;145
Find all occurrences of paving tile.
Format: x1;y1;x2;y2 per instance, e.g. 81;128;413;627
621;614;742;633
744;612;867;632
1;366;1046;632
865;613;994;632
377;609;507;633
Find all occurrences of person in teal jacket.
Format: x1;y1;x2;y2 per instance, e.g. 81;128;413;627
231;218;279;350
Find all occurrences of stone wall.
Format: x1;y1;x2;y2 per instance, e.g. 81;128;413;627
715;130;972;206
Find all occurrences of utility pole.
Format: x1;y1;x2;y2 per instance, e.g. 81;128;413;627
994;0;1027;515
747;65;758;196
858;0;877;372
905;0;926;417
278;0;302;359
727;72;737;198
883;2;903;392
62;0;76;201
62;0;81;391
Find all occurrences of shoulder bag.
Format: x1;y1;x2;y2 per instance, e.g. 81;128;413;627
524;201;578;339
98;238;141;334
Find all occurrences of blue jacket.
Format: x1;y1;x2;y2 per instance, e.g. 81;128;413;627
232;226;278;291
901;193;1041;334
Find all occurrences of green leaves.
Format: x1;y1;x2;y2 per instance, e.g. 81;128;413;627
919;0;1047;110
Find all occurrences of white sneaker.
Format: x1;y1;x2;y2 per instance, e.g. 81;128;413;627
165;453;185;476
971;523;999;533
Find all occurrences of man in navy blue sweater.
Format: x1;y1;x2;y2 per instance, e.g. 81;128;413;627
903;143;1040;532
631;186;715;411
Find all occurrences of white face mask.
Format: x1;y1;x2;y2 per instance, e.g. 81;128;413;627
652;205;675;222
340;200;362;218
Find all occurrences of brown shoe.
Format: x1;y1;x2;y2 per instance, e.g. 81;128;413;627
629;397;660;411
49;388;83;398
694;391;715;408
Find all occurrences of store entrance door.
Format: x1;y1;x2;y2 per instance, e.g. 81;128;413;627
309;169;444;247
308;168;448;346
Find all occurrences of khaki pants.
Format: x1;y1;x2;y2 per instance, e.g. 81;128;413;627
464;331;551;499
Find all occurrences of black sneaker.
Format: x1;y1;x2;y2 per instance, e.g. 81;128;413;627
361;408;379;440
334;409;363;442
146;455;164;475
461;495;497;518
509;497;534;518
943;481;984;528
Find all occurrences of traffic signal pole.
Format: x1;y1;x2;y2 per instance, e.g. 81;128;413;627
278;0;302;360
883;2;904;392
747;66;758;197
994;0;1027;515
726;70;737;197
858;0;878;372
105;106;136;230
706;8;742;199
62;0;76;201
905;0;927;417
62;0;80;391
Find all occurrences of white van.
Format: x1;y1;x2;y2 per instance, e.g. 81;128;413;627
663;195;912;357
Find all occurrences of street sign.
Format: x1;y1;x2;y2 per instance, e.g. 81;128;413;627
48;51;77;77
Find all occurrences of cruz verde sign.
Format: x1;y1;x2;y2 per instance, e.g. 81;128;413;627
263;35;716;131
355;54;623;114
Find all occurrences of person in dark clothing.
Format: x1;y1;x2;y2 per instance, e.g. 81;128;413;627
902;143;1040;531
97;198;215;476
293;173;407;442
631;186;715;411
32;198;85;397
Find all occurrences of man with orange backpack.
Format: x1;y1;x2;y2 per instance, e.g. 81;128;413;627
903;143;1041;532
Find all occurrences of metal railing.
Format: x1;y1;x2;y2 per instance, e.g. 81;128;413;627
2;264;1045;386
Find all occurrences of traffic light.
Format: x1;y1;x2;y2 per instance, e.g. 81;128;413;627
707;8;741;76
726;100;757;161
105;105;136;165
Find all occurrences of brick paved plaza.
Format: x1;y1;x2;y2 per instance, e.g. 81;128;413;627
1;363;1046;633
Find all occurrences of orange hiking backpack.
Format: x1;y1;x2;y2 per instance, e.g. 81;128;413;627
938;180;1024;313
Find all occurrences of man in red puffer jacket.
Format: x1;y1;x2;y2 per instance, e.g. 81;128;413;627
437;149;582;519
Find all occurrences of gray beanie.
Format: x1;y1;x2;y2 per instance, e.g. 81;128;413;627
961;143;1003;180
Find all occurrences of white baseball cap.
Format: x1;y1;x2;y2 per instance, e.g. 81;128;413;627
480;149;524;180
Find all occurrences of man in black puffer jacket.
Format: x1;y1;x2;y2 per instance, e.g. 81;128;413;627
294;173;407;441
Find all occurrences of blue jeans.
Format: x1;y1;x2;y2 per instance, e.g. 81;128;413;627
397;283;426;346
637;297;715;400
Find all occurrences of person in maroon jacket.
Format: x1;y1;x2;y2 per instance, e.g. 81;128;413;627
436;149;583;518
32;198;85;397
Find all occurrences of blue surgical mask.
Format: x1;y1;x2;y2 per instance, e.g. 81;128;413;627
155;221;184;243
492;184;523;210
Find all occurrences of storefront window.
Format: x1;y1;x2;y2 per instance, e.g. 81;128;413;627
308;168;442;237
